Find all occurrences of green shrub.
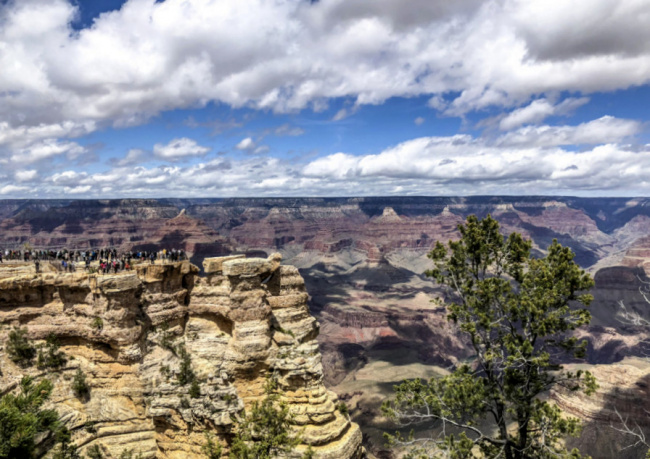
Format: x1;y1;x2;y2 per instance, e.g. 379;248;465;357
176;345;195;386
51;427;81;459
72;368;90;399
6;327;36;367
159;364;170;380
92;317;103;331
86;444;104;459
337;402;349;416
229;378;310;459
37;334;67;369
201;433;222;459
189;379;201;399
159;322;176;353
119;449;144;459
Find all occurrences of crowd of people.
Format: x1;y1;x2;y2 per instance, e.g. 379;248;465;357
0;247;188;274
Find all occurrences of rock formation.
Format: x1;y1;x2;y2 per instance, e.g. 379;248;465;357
552;359;650;459
0;255;363;458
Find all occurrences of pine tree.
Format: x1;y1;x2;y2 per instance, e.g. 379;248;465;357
383;215;597;459
0;376;59;458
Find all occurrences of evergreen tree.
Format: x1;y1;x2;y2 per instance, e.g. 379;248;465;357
72;368;90;400
6;327;36;367
229;378;310;459
383;215;597;459
0;376;59;458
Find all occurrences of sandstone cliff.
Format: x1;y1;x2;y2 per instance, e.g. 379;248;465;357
0;255;363;458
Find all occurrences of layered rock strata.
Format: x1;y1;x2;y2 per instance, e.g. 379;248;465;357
0;255;363;458
552;359;650;459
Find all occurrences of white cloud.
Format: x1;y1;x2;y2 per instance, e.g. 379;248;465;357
64;185;91;194
301;133;650;194
0;0;647;133
497;116;640;147
10;139;87;164
3;119;649;198
414;117;425;126
0;0;649;198
235;137;255;150
14;170;38;182
499;97;590;130
114;148;148;167
153;138;210;159
0;185;30;195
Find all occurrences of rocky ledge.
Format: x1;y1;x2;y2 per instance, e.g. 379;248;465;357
0;255;363;458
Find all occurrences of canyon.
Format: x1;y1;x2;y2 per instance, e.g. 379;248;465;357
2;196;650;456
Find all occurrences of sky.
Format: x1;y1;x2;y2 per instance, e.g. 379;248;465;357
1;0;650;198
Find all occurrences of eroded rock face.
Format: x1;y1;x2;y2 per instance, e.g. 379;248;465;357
552;359;650;459
0;255;363;459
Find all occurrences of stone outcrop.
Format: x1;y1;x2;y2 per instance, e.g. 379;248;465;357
552;359;650;459
0;255;363;459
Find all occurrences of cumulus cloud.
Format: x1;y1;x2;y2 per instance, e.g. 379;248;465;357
10;139;88;164
497;116;640;147
2;123;647;198
235;137;255;151
14;170;38;182
302;133;650;194
0;0;648;198
0;0;648;132
153;138;210;159
0;185;30;195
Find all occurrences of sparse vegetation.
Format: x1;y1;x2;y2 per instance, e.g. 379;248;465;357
84;421;97;434
158;321;176;353
72;368;90;399
176;344;195;386
336;402;348;416
37;334;67;369
92;317;103;331
6;327;36;367
277;327;295;338
189;379;201;399
51;427;81;459
201;433;223;459
159;364;170;380
86;444;104;459
119;448;144;459
229;377;311;459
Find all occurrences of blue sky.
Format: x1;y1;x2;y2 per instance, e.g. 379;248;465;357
1;0;650;198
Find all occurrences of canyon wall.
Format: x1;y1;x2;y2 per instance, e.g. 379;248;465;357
3;197;650;455
0;255;363;458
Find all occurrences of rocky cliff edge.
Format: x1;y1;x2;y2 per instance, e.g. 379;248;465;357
0;255;363;458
